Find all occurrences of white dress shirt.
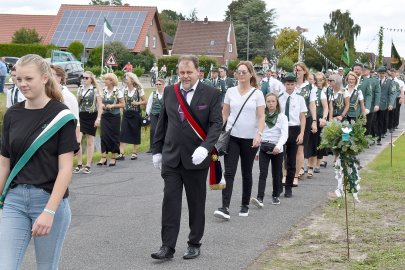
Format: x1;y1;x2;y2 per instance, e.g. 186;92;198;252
261;112;289;152
278;90;307;126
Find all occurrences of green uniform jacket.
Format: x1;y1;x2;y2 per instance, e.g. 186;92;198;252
368;76;381;109
379;78;396;110
358;76;372;111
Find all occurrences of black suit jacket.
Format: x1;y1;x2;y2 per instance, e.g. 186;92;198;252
153;81;223;170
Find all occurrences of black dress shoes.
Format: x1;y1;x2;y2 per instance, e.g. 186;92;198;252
151;246;174;260
183;246;200;260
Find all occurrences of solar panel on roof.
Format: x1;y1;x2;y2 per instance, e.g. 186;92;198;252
51;10;147;49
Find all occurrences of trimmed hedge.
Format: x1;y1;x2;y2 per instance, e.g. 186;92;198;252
0;43;58;58
157;55;219;77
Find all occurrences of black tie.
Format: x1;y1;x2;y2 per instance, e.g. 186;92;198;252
13;87;19;105
285;96;291;121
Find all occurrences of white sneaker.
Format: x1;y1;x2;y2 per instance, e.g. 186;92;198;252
214;207;230;220
250;197;263;208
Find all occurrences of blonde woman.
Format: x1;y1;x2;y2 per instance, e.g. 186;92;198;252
117;72;147;160
0;54;78;268
74;71;103;173
98;73;124;166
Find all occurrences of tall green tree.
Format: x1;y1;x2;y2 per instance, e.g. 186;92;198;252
274;28;300;63
304;35;344;71
323;9;361;50
225;0;277;60
186;8;199;21
159;10;185;37
12;28;42;44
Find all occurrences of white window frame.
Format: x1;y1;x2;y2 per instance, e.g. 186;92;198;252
152;36;157;48
145;35;149;47
228;44;233;53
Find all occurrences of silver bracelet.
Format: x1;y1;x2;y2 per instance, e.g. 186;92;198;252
44;208;56;215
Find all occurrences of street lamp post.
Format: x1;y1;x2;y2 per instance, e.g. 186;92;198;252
247;21;250;61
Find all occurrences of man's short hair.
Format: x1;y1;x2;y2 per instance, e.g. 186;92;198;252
178;55;199;69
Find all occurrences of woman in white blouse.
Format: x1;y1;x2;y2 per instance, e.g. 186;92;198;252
345;71;366;122
214;61;265;220
251;93;288;207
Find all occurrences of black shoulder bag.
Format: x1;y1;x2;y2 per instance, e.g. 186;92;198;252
215;89;256;156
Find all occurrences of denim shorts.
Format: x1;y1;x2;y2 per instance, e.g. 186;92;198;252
0;184;71;270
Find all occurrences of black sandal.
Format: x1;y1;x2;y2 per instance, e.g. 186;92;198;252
320;161;327;168
97;157;107;166
116;153;125;160
109;158;116;167
131;153;138;160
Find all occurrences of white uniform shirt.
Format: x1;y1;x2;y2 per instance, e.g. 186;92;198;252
6;85;25;108
345;87;364;101
261;112;289;152
224;86;266;139
278;90;307;126
146;90;163;115
61;85;80;125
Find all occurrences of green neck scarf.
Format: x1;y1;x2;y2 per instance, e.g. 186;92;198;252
265;111;279;129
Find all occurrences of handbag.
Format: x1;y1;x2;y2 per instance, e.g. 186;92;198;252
260;142;276;154
215;89;256;156
0;110;76;209
141;114;150;127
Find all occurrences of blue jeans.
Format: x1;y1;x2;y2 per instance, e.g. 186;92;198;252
0;184;71;270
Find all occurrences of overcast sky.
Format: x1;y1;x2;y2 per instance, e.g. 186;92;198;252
3;0;404;58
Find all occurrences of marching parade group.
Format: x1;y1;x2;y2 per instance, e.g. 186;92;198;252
0;53;404;266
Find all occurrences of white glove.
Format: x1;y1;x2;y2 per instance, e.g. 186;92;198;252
365;109;370;115
152;154;162;170
191;146;208;165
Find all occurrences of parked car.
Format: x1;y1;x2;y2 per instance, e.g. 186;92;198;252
1;56;20;71
52;62;84;86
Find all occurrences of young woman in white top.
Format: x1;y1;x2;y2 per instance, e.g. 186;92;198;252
345;71;366;122
214;61;265;219
307;72;329;176
251;93;288;207
73;71;103;174
116;72;146;161
98;73;124;166
145;78;165;153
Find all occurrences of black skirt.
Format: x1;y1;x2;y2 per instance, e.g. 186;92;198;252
79;111;98;136
100;113;121;154
120;110;141;144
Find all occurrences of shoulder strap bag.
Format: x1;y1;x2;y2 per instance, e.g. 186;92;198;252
215;89;256;156
0;109;76;208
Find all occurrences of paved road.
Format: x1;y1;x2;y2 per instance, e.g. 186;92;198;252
12;107;405;269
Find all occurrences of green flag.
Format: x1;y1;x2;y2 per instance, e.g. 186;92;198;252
341;41;350;66
391;42;402;69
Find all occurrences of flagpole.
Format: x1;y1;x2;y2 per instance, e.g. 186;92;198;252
101;31;105;76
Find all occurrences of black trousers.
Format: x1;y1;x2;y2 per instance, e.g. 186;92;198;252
366;112;375;136
376;109;387;141
149;113;159;149
284;126;300;188
257;149;283;199
222;136;258;208
160;163;208;250
394;98;401;128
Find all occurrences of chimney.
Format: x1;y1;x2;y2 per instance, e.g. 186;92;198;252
203;16;208;24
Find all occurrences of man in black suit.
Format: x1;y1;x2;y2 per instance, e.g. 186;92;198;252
151;55;222;260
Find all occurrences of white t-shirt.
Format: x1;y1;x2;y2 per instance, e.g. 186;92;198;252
61;85;80;125
224;86;265;139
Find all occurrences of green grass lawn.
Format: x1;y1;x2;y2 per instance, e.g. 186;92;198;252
248;135;405;270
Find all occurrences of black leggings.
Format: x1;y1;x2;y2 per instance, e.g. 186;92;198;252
222;136;258;208
257;150;283;199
